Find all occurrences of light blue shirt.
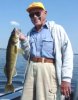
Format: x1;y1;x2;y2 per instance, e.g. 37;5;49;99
30;25;55;59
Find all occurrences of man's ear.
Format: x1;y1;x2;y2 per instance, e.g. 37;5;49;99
45;10;47;15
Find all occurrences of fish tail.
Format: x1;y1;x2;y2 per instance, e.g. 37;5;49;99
5;84;14;92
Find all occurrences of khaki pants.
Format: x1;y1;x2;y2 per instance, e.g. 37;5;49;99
21;61;61;100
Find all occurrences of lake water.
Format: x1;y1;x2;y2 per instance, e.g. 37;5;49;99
0;49;78;94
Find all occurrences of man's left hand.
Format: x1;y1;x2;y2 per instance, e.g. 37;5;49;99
61;81;71;97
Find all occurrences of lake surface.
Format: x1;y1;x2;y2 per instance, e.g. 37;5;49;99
0;49;78;94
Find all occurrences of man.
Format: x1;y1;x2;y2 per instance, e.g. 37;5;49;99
19;2;73;100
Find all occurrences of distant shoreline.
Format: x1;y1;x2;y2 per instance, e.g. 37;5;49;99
0;48;78;55
0;48;6;50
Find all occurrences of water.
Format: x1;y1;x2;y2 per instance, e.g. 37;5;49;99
71;54;78;91
0;49;78;94
0;49;27;94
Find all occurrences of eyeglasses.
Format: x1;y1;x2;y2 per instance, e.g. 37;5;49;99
29;12;41;18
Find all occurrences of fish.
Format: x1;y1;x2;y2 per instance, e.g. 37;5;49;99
4;28;20;92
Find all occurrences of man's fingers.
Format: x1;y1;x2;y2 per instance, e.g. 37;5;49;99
61;88;70;97
61;81;71;97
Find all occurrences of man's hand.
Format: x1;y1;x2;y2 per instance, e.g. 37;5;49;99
19;33;26;41
15;29;26;41
61;81;71;97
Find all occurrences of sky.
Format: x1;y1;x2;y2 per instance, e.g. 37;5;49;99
0;0;78;53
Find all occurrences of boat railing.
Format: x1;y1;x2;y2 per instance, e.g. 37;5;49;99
0;86;23;100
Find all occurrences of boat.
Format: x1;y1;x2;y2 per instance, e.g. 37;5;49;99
0;86;23;100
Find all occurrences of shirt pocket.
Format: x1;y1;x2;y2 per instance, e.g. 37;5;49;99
42;37;54;52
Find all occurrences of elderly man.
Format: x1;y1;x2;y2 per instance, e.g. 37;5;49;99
19;2;73;100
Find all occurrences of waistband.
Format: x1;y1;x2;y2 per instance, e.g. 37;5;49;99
30;57;55;63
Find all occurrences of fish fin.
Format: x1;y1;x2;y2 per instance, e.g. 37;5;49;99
5;84;15;92
13;67;17;77
15;46;18;53
18;48;24;54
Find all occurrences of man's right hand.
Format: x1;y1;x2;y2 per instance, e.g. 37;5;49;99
19;33;27;41
15;29;27;41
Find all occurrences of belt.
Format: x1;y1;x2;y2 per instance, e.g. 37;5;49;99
30;57;55;63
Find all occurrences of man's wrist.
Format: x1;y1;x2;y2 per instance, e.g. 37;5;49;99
62;78;71;83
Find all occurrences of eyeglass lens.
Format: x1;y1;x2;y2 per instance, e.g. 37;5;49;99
29;12;40;18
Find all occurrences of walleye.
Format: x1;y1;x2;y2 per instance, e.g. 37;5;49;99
4;28;19;92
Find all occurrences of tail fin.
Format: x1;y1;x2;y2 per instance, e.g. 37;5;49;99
5;84;14;92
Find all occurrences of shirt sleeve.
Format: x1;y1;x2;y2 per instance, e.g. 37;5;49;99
20;36;30;60
60;25;73;83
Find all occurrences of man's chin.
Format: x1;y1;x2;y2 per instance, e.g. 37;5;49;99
35;23;41;27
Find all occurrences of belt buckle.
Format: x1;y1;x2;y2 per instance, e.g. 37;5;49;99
42;58;45;63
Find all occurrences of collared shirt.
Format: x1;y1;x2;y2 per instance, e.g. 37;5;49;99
29;24;55;59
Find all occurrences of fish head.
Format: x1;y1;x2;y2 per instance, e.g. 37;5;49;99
10;28;20;44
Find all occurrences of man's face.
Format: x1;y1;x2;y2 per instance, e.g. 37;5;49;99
29;8;47;27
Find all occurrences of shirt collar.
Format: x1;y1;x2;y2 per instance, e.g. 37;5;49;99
31;22;48;33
